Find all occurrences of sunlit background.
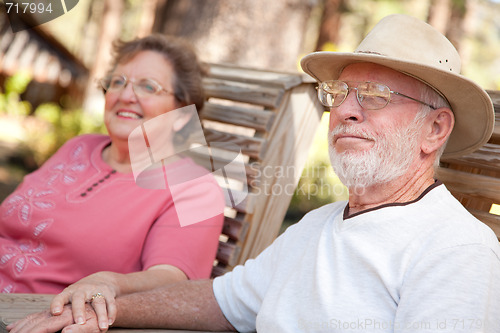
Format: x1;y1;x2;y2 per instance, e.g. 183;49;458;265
1;0;499;231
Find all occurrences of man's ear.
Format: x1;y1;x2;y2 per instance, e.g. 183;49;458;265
421;108;454;155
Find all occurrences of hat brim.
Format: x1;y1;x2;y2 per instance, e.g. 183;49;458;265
301;52;494;159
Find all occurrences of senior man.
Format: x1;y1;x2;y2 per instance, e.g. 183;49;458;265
9;14;500;333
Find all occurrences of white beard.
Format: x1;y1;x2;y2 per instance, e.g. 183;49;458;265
328;118;423;189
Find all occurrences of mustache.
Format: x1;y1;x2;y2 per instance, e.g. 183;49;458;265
330;125;376;141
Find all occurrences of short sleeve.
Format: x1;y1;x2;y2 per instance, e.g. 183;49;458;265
394;244;500;332
213;234;289;332
141;173;224;279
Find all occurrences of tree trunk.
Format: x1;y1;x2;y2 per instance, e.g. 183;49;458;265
83;0;124;112
428;0;468;60
446;0;467;53
154;0;316;71
427;0;452;34
137;0;161;38
314;0;345;51
453;0;477;68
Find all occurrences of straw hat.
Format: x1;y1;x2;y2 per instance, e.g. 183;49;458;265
301;14;494;159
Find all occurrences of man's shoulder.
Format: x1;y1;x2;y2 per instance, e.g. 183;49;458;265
306;200;346;219
414;183;500;254
287;201;346;232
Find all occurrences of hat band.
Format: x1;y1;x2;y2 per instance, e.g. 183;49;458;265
400;71;451;110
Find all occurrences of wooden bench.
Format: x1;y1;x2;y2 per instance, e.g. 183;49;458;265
192;63;324;277
437;90;500;239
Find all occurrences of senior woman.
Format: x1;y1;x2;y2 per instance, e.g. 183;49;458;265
0;34;224;329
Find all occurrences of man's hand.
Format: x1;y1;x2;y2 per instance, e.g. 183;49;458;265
7;304;104;333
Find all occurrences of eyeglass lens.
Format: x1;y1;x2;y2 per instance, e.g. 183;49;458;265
318;80;391;110
101;75;163;96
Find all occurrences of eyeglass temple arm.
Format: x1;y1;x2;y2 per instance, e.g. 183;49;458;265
391;91;437;110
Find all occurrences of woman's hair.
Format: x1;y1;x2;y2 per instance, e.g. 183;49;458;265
109;34;206;113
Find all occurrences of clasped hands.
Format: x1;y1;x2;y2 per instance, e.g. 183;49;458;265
7;272;117;333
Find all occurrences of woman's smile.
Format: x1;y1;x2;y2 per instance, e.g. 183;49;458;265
115;110;143;120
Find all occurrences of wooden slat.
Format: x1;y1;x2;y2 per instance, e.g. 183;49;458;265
490;112;500;145
223;189;254;214
207;62;303;90
441;143;500;174
202;64;324;276
211;263;228;278
486;90;500;111
451;191;494;212
221;215;249;241
486;90;500;143
0;293;52;326
184;148;259;186
437;167;500;203
203;77;285;108
216;240;240;266
204;127;267;160
201;102;275;132
236;85;324;263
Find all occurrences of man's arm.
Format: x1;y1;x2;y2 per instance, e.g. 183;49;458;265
113;279;236;331
49;264;188;330
7;279;236;333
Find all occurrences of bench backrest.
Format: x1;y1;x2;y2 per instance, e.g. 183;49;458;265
438;90;500;239
194;63;324;277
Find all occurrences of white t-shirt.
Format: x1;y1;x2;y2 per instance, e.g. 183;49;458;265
213;182;500;332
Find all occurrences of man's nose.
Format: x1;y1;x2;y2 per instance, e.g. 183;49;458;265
333;91;365;124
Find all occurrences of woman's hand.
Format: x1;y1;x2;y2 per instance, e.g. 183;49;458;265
49;265;186;330
50;272;119;330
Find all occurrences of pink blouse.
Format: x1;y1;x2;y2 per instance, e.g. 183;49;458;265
0;134;224;293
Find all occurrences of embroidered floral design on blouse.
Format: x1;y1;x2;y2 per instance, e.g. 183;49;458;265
0;240;46;276
32;219;53;238
2;188;56;226
47;143;89;186
0;279;14;293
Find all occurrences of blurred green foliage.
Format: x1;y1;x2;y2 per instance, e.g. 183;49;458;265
0;73;106;167
30;104;106;165
0;71;32;117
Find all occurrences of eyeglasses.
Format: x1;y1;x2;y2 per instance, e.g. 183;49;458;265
100;74;174;97
317;80;436;110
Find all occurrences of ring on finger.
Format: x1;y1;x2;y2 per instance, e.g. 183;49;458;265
90;292;105;302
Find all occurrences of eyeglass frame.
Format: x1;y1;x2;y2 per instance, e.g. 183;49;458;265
99;74;175;97
316;80;437;110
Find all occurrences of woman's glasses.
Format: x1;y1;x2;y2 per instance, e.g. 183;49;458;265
100;74;173;97
317;80;436;110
